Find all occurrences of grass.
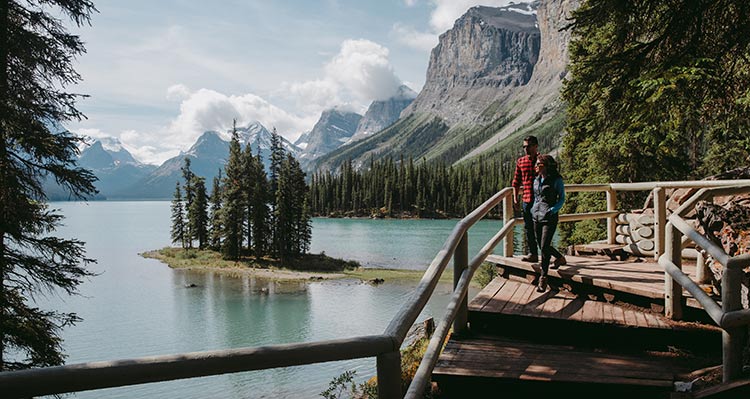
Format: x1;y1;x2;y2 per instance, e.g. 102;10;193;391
142;247;479;285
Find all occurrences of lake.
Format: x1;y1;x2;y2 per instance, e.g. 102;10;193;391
36;201;512;398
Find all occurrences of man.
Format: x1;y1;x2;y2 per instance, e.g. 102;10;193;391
512;136;540;262
511;137;568;267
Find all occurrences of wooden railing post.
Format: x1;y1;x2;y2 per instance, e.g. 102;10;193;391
664;222;683;320
503;194;514;256
606;188;617;244
453;232;469;335
721;261;746;382
695;251;709;284
377;350;402;399
653;187;666;261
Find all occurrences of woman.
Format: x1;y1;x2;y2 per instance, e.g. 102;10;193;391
531;154;566;292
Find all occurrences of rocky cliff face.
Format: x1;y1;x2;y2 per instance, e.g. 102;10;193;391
403;3;541;125
460;0;579;160
301;108;362;161
313;0;579;173
349;85;417;143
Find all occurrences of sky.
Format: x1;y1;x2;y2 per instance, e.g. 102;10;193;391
68;0;523;165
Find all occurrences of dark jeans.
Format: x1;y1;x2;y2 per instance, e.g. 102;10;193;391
522;201;537;256
534;213;563;275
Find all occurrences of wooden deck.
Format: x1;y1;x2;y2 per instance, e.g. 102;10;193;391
433;334;714;398
486;254;707;309
432;274;722;397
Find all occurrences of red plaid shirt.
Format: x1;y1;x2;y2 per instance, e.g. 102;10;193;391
512;153;538;203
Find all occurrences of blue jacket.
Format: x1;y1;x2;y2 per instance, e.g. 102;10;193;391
531;174;565;223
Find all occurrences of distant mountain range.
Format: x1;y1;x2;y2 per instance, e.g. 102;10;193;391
47;0;579;200
51;122;300;200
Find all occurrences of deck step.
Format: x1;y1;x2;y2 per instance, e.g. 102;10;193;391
433;334;717;398
485;254;711;311
468;278;721;353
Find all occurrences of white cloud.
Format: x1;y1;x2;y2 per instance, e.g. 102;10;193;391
279;39;405;117
391;23;438;51
166;84;191;102
325;39;402;101
165;88;315;151
404;0;419;6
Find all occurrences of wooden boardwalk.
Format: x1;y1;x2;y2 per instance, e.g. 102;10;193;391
485;254;707;308
432;270;722;397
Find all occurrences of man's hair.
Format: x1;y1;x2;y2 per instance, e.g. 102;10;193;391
524;135;538;146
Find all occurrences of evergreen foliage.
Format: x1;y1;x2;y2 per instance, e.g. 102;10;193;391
561;0;750;244
309;156;510;218
220;124;245;260
0;0;98;370
250;149;270;258
170;123;311;261
188;176;208;249
170;182;187;249
208;171;223;250
181;158;195;248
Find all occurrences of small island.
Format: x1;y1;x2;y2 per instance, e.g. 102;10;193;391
142;247;455;284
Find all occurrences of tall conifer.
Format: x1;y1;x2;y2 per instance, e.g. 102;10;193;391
0;0;98;370
171;182;187;249
220;122;245;260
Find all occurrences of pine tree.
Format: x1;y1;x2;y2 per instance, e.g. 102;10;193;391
220;122;245;260
250;150;269;258
171;182;187;249
208;171;223;251
269;127;285;256
181;157;195;248
0;0;98;371
189;176;209;249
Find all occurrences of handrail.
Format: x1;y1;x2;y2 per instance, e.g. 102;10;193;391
659;183;750;383
3;179;750;398
0;335;396;398
385;188;513;343
405;219;517;398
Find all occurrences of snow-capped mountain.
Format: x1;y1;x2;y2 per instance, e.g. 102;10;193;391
299;108;362;164
113;122;301;199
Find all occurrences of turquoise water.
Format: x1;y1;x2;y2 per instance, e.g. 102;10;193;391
36;202;510;398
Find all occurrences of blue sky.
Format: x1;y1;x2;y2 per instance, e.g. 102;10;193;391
68;0;520;164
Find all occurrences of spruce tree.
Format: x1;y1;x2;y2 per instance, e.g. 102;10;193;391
220;123;245;260
181;157;195;248
268;128;285;256
0;0;98;371
170;182;187;249
250;150;269;258
189;176;209;249
208;171;223;251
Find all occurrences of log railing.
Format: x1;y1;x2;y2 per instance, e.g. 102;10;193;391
1;180;750;398
658;184;750;382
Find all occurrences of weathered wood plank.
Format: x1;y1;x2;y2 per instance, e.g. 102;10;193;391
482;279;521;314
469;277;507;311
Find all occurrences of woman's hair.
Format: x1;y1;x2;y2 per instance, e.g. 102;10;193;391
537;154;560;178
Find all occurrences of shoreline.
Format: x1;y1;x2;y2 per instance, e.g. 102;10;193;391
141;248;454;285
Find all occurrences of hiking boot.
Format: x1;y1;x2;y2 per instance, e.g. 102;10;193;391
536;276;547;292
551;256;567;269
521;254;538;262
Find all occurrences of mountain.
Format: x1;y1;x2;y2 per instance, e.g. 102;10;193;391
348;85;417;144
299;108;362;164
294;130;311;150
114;122;301;199
45;138;155;200
314;0;577;172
